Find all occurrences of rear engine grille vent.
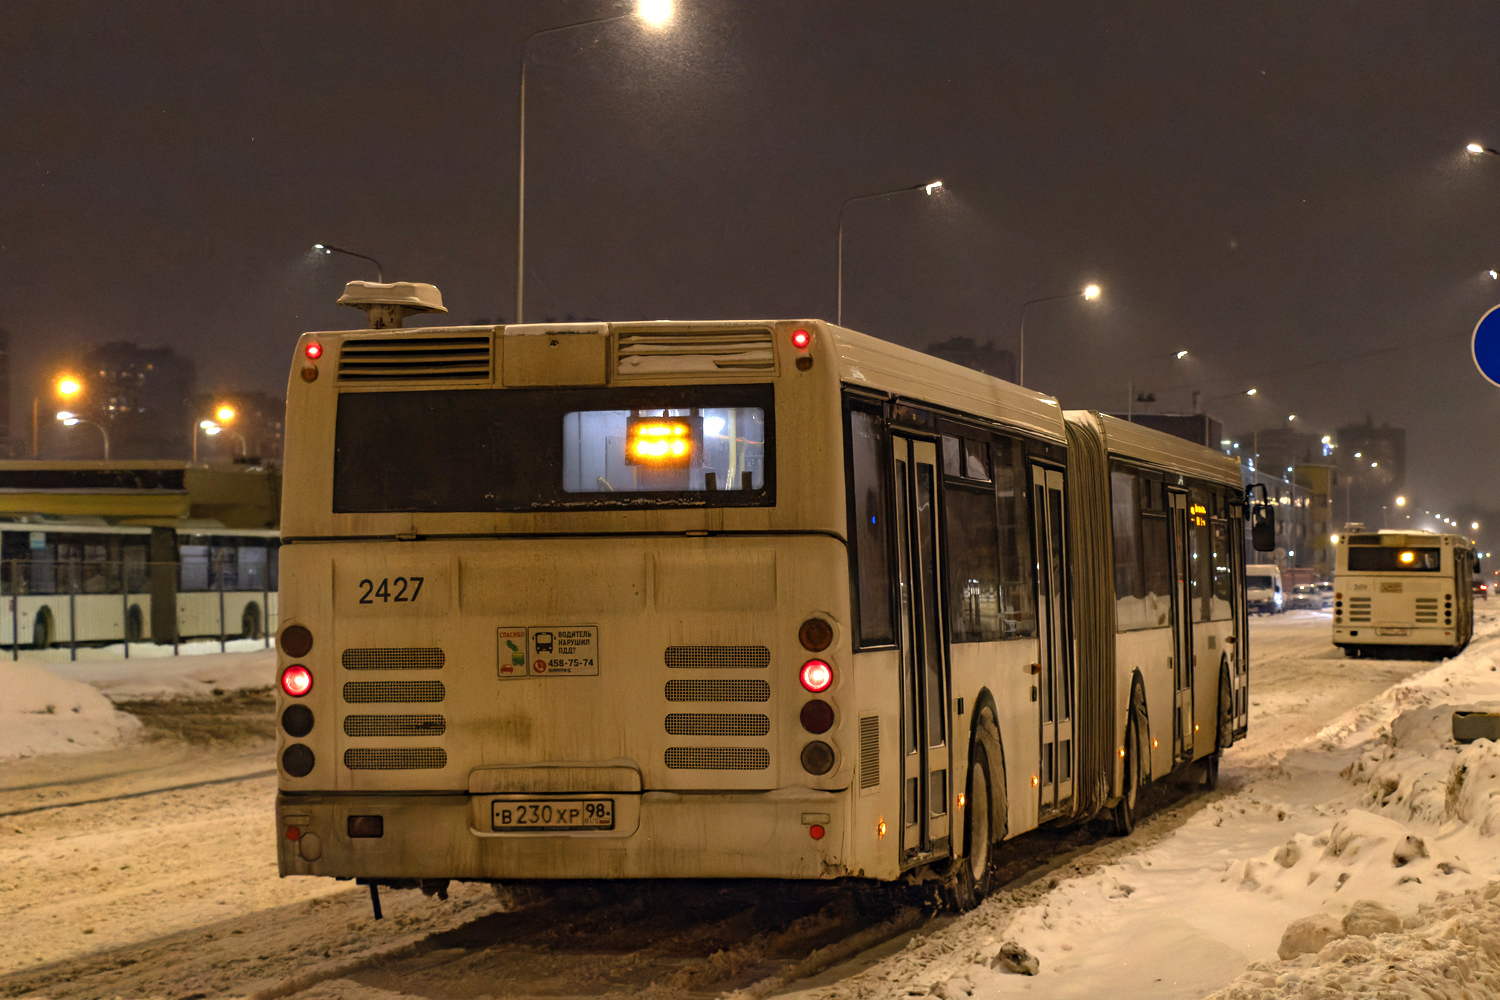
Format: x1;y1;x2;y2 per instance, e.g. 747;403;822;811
343;714;447;737
664;747;770;770
664;713;770;736
1347;598;1372;623
338;335;492;383
343;680;446;704
1415;598;1439;624
344;747;448;770
617;329;775;376
665;646;770;670
859;716;880;790
665;679;770;703
342;648;445;670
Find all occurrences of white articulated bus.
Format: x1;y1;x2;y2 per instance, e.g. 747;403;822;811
273;315;1262;905
1333;529;1475;658
0;523;279;648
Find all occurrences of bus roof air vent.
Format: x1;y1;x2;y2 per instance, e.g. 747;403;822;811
337;281;448;330
617;328;775;377
338;333;493;384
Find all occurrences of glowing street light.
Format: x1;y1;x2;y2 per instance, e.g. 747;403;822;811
1017;283;1104;388
837;180;946;327
1490;270;1498;280
1473;521;1481;530
637;0;673;27
215;405;236;423
1127;349;1189;419
1395;496;1407;507
516;3;676;323
313;244;384;282
57;376;81;398
1468;142;1498;156
55;410;109;459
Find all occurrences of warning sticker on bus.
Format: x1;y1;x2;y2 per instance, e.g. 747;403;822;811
497;625;599;678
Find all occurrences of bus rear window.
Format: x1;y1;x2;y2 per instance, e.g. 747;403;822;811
1347;546;1441;572
333;384;774;513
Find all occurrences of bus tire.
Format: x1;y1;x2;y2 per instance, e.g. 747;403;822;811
32;607;54;649
125;605;144;642
1111;683;1148;836
946;740;996;912
242;602;263;640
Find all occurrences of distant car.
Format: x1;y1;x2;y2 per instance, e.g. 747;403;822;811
1316;581;1334;609
1474;580;1489;601
1288;584;1322;611
1246;565;1283;614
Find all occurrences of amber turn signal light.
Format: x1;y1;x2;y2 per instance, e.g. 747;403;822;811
799;618;833;652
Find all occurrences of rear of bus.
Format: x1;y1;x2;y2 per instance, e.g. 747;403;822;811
274;319;878;883
1333;530;1474;656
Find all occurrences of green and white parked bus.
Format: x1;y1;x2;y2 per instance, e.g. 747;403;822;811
274;308;1267;905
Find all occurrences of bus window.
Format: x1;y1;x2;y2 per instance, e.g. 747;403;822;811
180;544;210;592
944;486;1001;642
1141;509;1171;627
1111;468;1145;630
562;406;766;494
334;385;774;512
1347;546;1441;572
994;437;1035;637
240;546;269;590
848;408;893;647
1189;488;1212;622
1210;514;1234;620
210;545;238;590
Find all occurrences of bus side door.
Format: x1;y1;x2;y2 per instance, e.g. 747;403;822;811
1168;489;1195;764
891;435;951;857
1031;464;1073;819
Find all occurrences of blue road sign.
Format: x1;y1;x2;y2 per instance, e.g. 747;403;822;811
1474;305;1500;387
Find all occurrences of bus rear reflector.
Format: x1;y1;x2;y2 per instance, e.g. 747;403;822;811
799;660;832;693
280;625;313;657
809;824;825;840
281;665;313;697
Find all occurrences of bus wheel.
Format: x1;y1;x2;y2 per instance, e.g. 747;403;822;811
1111;691;1148;836
946;742;995;911
241;603;262;639
32;607;53;649
125;605;144;642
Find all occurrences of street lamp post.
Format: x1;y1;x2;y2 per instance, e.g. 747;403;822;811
836;180;943;327
35;375;83;458
1126;350;1188;420
313;244;384;283
1017;284;1101;389
56;411;109;460
516;1;673;324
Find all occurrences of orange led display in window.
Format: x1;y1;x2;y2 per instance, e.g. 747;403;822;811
626;417;696;466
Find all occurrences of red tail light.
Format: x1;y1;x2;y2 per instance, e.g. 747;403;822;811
800;659;832;693
305;342;323;360
791;329;811;350
281;665;313;697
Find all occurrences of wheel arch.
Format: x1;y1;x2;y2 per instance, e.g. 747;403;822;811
967;688;1009;843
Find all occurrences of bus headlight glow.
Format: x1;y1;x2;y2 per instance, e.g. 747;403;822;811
800;659;833;693
281;665;313;697
626;418;695;466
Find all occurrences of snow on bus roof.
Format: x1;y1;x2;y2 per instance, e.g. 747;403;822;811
1075;410;1243;488
827;322;1067;444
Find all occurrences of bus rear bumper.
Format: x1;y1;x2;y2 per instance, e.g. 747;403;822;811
1334;626;1459;647
277;788;858;881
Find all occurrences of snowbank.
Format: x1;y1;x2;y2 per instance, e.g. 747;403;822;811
0;661;140;759
46;647;276;701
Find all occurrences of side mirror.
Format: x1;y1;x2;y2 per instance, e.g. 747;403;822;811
1251;504;1276;552
1477;559;1484;575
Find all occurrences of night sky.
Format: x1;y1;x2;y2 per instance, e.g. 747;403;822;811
4;2;1500;515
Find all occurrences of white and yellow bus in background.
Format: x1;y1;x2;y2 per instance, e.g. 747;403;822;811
1333;529;1475;658
0;522;278;648
273;298;1266;906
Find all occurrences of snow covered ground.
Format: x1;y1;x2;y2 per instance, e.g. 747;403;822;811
5;610;1500;999
801;607;1500;1000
